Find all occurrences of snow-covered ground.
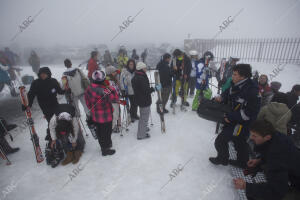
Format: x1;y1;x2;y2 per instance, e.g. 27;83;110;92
0;62;299;200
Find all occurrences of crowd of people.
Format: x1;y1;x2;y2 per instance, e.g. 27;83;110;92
0;46;300;200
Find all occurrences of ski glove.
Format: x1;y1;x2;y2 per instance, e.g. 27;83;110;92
155;83;162;91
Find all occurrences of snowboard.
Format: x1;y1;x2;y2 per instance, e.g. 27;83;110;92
215;58;226;134
19;86;44;163
154;71;166;133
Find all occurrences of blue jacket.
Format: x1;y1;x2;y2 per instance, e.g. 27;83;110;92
196;58;211;90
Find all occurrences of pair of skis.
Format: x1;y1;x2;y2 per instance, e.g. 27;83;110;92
154;71;166;133
215;58;226;134
19;86;44;163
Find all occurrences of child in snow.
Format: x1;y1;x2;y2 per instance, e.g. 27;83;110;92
49;104;85;166
105;65;121;133
85;70;118;156
131;62;156;140
62;58;90;117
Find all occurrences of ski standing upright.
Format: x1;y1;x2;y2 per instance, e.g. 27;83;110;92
154;71;166;133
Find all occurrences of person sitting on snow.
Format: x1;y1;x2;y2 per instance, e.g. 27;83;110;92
234;120;300;200
49;104;85;166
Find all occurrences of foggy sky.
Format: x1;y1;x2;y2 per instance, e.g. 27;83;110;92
0;0;300;48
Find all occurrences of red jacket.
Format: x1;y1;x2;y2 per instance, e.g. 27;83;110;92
259;84;271;95
85;83;119;124
87;58;99;79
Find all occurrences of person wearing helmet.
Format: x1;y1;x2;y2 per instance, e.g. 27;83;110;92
191;51;214;111
170;49;192;110
188;50;199;98
84;70;119;156
217;56;240;92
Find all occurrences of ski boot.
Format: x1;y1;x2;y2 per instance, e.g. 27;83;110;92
112;126;120;133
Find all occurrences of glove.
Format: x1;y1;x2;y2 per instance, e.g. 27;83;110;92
155;83;162;91
21;105;29;111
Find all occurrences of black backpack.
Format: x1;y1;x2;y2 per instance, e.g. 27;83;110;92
197;99;231;123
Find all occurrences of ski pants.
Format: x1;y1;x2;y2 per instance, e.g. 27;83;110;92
214;124;249;165
95;121;112;151
173;80;188;103
188;77;196;96
192;89;204;111
137;106;150;139
128;95;138;118
72;94;90;117
112;103;120;128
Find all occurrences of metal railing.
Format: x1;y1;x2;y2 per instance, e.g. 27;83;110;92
184;38;300;64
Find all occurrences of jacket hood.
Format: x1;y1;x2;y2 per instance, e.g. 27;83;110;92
38;67;52;78
267;102;289;116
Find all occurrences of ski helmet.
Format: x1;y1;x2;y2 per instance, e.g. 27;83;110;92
189;50;199;56
203;51;214;60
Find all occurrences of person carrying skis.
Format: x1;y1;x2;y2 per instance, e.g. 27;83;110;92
217;56;240;92
62;58;90;117
23;67;65;140
131;62;156;140
170;49;192;110
188;50;199;98
87;51;100;80
28;50;40;75
191;51;213;111
120;59;139;121
258;74;272;106
156;53;172;113
209;64;261;169
0;117;19;155
85;70;118;156
105;65;122;133
49;104;85;166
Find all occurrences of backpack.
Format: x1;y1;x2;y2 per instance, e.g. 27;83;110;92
197;99;231;123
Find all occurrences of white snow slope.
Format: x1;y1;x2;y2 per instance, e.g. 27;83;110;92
0;62;299;200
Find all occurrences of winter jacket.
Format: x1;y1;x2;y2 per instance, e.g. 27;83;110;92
286;91;300;123
217;62;233;86
87;58;99;79
49;104;79;143
257;102;291;134
117;55;129;70
196;59;211;90
222;78;261;126
28;67;65;112
120;68;135;95
103;52;114;66
171;54;192;81
246;132;300;200
190;59;198;78
259;83;273;106
156;60;172;88
28;54;40;72
131;70;154;107
84;83;118;124
4;50;17;66
63;68;90;97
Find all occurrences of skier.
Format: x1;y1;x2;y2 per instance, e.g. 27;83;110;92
120;59;139;121
234;120;300;200
131;62;156;140
105;65;121;133
28;50;40;75
216;56;240;91
191;51;213;111
258;74;272;106
117;49;129;70
170;49;192;110
141;49;147;63
131;49;139;61
156;53;172;113
103;50;114;67
62;58;90;117
0;118;19;155
85;70;118;156
188;50;199;98
87;51;100;80
23;67;65;140
49;104;85;166
209;64;261;169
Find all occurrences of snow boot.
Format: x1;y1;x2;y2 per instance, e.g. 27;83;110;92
112;126;120;133
137;133;151;140
62;151;74;165
72;150;82;164
102;148;116;156
209;157;228;166
163;108;169;113
183;101;190;107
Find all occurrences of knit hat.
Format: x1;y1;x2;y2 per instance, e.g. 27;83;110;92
136;62;147;71
92;70;106;82
105;65;117;75
270;81;282;92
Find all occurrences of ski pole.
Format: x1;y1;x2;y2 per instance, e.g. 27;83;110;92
0;119;14;141
147;67;154;126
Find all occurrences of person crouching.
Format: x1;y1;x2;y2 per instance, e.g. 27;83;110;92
85;70;119;156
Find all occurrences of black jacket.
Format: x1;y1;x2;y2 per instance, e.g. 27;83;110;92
171;54;192;81
156;60;172;88
131;70;154;107
246;132;300;200
28;67;64;113
222;78;261;126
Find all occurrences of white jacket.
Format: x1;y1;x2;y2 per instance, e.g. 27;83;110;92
120;68;135;95
63;68;88;97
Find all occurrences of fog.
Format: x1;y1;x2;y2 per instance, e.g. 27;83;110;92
0;0;300;48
